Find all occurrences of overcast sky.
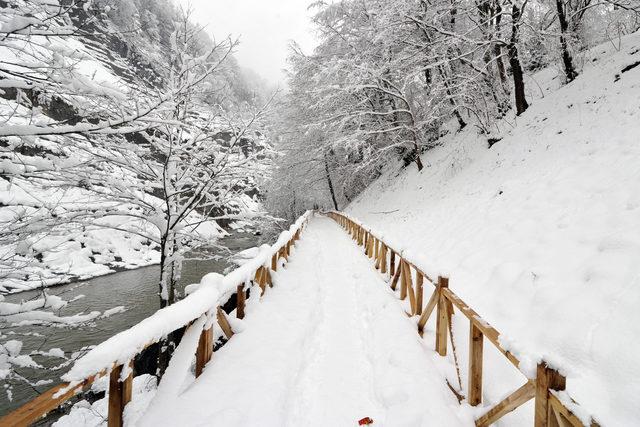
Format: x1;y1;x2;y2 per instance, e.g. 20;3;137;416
178;0;319;86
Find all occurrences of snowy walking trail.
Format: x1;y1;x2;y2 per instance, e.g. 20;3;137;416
139;216;472;426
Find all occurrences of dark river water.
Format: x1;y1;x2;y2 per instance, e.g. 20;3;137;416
0;232;261;416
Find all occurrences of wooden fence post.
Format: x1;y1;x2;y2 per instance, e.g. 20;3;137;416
264;268;273;288
390;251;396;276
195;325;213;378
534;363;566;427
469;323;484;406
399;260;408;300
217;307;234;339
435;276;449;356
271;254;277;271
417;286;439;335
380;244;387;274
108;362;132;427
374;239;379;265
255;267;265;296
402;261;417;314
236;284;246;319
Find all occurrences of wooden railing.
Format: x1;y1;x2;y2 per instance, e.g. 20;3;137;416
327;211;599;427
0;211;313;427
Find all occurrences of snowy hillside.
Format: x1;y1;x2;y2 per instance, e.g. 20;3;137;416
345;32;640;425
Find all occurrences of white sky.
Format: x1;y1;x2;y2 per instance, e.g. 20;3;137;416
178;0;319;86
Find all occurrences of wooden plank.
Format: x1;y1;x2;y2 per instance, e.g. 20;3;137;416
468;323;484;406
442;287;521;369
550;403;568;427
402;260;416;314
375;241;382;270
380;244;387;274
548;393;591;427
447;303;463;392
435;276;449;356
264;268;273;288
476;381;535;427
217;307;234;339
390;266;401;291
417;287;439;334
256;267;266;296
236;284;246;319
108;362;133;427
271;254;277;271
535;363;566;427
195;326;213;377
399;260;407;299
374;239;379;265
0;371;105;427
415;272;423;315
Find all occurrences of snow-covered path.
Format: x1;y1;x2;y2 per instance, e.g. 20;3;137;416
140;216;472;426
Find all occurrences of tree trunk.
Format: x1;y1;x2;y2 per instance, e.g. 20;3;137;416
156;234;180;376
323;152;339;211
555;0;578;82
493;1;508;85
477;0;509;119
439;65;467;129
413;146;424;171
494;45;508;84
158;237;178;309
508;2;529;115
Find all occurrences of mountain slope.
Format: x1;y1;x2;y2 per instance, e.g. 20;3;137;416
346;31;640;425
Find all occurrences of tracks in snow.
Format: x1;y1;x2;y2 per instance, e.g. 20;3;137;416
140;216;473;426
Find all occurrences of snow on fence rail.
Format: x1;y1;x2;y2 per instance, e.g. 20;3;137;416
0;211;313;427
327;211;600;427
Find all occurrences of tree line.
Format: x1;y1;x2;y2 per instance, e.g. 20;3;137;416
266;0;639;219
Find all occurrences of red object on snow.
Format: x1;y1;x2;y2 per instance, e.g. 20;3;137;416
358;417;374;425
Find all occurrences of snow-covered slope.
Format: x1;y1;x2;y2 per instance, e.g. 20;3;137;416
346;32;640;425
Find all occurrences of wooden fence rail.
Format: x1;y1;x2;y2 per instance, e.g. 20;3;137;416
327;211;599;427
0;212;312;427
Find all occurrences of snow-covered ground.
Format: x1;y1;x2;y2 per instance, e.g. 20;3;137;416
344;33;640;425
140;216;473;426
57;217;475;426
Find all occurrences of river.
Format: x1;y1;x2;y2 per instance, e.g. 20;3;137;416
0;232;262;416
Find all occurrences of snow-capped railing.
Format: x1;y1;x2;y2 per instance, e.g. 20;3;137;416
1;211;313;427
327;211;600;427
